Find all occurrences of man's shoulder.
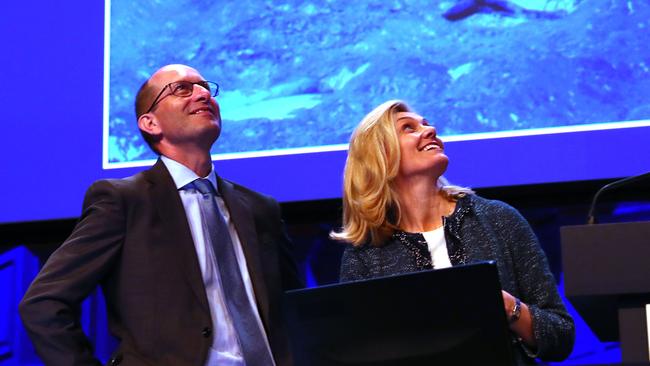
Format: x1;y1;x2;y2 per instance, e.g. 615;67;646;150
90;169;150;190
220;177;276;204
83;166;161;203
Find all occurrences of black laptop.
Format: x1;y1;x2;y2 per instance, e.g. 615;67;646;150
283;261;515;366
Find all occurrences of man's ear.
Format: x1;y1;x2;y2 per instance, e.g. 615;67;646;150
138;113;162;137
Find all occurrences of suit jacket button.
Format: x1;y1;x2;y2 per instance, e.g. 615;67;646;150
202;327;212;338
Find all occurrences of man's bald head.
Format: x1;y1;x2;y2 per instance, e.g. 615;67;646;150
134;64;221;156
134;64;205;153
135;64;202;119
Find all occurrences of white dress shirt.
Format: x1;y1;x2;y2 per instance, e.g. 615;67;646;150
161;156;275;366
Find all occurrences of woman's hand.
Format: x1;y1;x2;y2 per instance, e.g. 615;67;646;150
502;290;536;347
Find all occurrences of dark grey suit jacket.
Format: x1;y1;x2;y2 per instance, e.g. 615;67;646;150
19;159;303;366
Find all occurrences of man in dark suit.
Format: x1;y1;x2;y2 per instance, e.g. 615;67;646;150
19;64;304;366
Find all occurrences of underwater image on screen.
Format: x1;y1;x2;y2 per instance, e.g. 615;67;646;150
105;0;650;166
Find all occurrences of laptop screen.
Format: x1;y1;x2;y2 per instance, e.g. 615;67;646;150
283;261;514;366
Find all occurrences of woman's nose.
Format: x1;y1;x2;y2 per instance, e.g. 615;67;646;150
421;125;436;138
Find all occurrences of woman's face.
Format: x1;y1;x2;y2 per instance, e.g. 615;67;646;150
394;111;448;180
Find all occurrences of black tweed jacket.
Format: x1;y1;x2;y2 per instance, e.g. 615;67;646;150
340;194;575;365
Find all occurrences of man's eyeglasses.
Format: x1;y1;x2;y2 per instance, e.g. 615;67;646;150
146;80;219;113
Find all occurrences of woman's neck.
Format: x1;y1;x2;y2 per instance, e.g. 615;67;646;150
393;176;455;233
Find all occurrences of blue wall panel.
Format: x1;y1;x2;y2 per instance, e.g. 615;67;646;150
0;246;40;366
0;247;115;366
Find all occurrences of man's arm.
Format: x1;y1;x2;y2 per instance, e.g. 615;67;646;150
19;180;126;366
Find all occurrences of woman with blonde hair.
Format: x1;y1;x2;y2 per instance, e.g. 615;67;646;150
331;100;574;365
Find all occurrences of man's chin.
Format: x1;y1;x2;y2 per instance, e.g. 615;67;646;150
204;124;221;144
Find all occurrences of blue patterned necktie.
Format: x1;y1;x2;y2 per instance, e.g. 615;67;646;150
189;178;274;366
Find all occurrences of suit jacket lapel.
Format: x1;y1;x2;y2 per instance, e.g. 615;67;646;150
144;159;210;313
217;176;271;326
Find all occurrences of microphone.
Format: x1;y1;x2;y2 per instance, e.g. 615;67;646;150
587;171;650;224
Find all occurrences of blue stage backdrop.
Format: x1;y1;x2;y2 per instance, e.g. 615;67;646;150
106;0;650;166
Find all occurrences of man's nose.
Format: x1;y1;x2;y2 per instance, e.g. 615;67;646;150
192;84;211;100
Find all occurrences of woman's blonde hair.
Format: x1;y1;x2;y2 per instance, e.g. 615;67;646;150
330;100;473;246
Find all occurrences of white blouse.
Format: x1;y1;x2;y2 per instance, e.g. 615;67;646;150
422;226;453;269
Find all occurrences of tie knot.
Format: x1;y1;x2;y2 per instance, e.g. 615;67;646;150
190;178;217;196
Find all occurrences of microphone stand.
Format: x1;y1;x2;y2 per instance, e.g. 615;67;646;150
586;171;650;224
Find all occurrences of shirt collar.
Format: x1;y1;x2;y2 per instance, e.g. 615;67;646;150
160;155;218;192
